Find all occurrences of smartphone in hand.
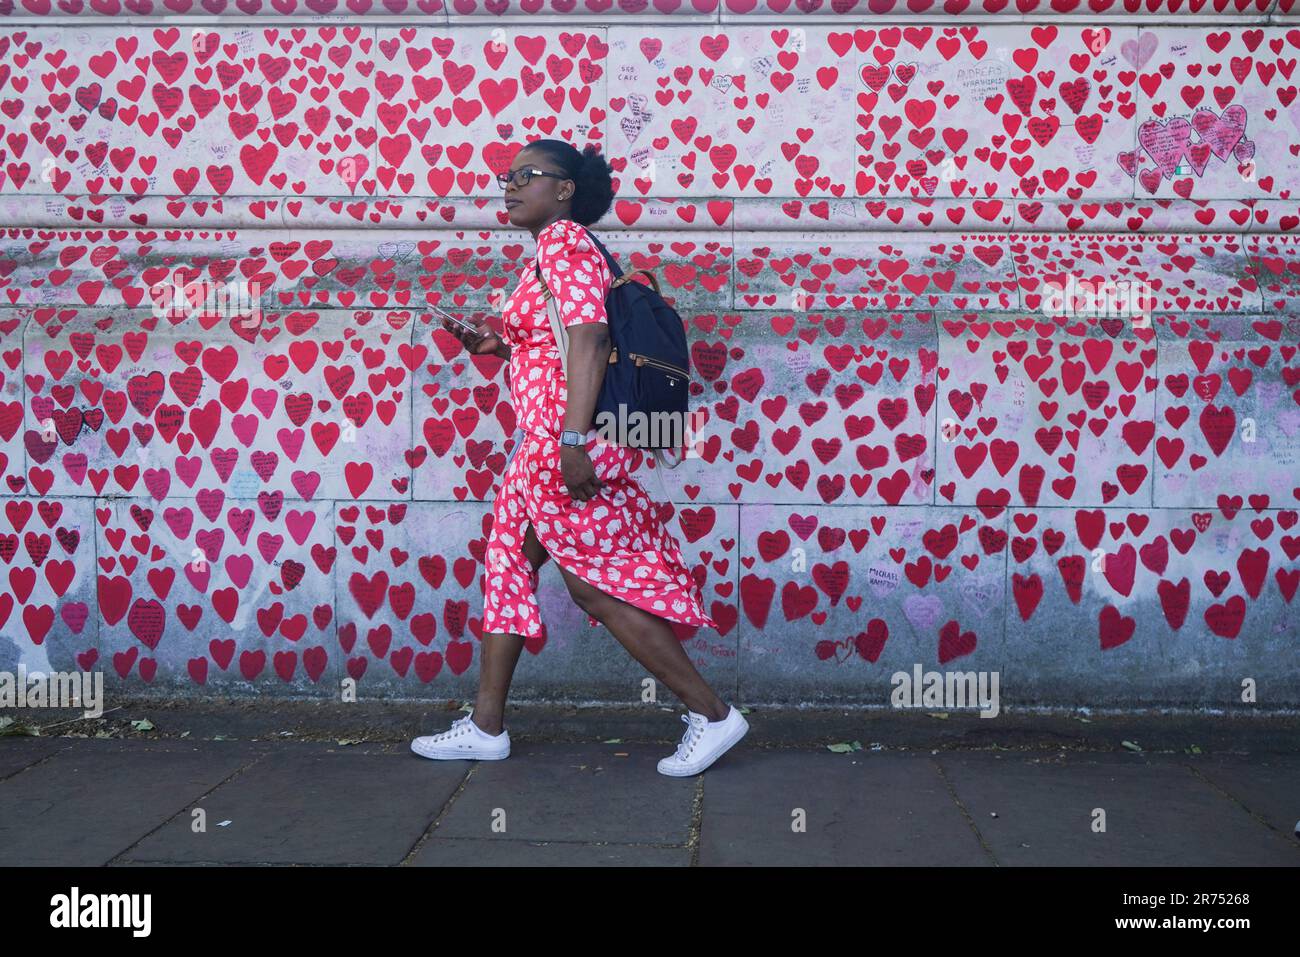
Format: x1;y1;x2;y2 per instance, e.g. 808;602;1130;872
433;305;484;338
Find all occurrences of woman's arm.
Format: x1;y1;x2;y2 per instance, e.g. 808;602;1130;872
533;220;614;500
561;323;612;435
558;323;613;501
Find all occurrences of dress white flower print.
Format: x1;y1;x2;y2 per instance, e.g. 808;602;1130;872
479;219;717;646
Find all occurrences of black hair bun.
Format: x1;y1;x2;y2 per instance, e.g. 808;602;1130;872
571;144;615;227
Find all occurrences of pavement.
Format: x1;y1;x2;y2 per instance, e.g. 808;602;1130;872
1;698;1298;866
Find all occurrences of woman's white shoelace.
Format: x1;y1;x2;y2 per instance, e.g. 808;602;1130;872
440;715;472;740
674;713;707;760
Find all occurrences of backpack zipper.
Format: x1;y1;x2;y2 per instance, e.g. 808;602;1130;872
626;352;688;383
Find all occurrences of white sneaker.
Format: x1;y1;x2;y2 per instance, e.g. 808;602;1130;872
657;705;749;776
411;712;510;761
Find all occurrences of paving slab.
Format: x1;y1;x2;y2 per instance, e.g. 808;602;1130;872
934;751;1300;866
5;726;1298;868
110;861;238;867
1184;754;1300;841
120;743;464;865
426;743;695;846
698;750;990;866
0;740;262;866
411;838;689;866
0;737;71;780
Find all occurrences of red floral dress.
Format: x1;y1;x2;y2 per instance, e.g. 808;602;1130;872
480;218;717;645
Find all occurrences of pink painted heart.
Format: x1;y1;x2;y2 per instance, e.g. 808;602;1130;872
1191;105;1246;163
1120;32;1157;69
1138;117;1192;179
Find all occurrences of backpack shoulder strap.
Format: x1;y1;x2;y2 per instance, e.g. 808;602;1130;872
535;264;569;381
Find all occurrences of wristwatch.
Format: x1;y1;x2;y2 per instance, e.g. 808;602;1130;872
559;430;585;448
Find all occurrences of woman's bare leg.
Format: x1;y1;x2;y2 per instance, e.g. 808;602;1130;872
472;633;525;735
556;567;729;721
472;524;551;736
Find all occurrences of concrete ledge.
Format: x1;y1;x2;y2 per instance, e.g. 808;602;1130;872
6;695;1299;754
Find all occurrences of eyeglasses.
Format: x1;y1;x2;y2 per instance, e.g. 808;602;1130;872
496;167;570;189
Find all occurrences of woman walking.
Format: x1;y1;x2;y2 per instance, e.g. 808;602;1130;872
411;140;748;776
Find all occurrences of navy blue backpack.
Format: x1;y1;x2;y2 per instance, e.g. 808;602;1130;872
535;224;694;467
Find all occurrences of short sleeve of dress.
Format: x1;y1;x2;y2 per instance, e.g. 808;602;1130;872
536;219;612;328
